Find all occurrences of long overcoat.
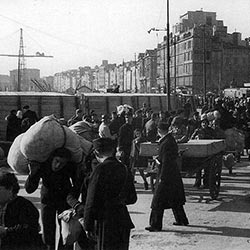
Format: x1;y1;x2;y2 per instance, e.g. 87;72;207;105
83;156;137;249
151;132;186;209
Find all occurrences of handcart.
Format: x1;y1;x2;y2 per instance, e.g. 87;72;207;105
140;139;225;200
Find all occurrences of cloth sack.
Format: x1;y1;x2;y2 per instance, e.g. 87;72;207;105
20;115;83;163
69;121;98;142
58;209;83;246
7;134;29;174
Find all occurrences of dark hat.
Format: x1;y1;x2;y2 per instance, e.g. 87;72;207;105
93;138;116;153
171;116;184;127
23;105;29;109
158;121;170;131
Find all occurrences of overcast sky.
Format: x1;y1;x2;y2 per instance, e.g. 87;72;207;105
0;0;249;77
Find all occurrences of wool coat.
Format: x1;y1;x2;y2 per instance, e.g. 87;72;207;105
1;196;41;250
83;157;137;250
151;133;186;210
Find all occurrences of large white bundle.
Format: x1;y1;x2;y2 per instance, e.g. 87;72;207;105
69;121;98;142
69;121;92;136
117;104;133;115
78;136;93;155
20;115;83;163
7;134;29;174
69;122;93;155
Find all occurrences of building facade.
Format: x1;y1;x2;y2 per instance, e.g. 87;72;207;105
0;75;11;91
157;10;250;95
10;68;40;91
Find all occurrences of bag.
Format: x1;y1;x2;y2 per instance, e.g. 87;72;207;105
7;134;29;174
59;209;83;246
20;115;84;163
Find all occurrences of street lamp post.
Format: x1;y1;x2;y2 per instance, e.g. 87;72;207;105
134;53;138;93
201;24;207;101
148;1;171;110
166;0;171;110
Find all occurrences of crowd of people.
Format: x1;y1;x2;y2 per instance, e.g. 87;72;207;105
5;105;38;141
1;96;250;249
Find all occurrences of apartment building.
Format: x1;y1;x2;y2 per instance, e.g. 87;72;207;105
157;10;250;95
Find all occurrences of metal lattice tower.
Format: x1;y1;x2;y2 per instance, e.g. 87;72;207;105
0;28;53;92
17;28;25;91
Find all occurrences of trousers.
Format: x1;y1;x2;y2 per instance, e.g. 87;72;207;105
149;205;189;229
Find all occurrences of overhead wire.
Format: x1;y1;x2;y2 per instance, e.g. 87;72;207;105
0;13;114;55
23;29;49;54
0;29;20;41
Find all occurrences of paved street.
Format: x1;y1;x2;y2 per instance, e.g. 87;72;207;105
17;157;250;250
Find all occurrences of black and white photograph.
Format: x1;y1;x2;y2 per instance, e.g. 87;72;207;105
0;0;250;249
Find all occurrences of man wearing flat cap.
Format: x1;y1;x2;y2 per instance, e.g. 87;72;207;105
83;137;137;250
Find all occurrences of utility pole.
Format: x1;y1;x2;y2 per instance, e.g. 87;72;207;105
202;25;207;101
122;59;125;92
134;53;138;93
166;0;171;110
163;43;166;94
17;28;24;92
173;35;177;104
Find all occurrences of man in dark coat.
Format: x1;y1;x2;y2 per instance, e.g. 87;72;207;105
109;111;123;136
117;113;134;169
5;109;21;141
83;138;137;250
145;122;189;232
131;109;144;132
21;105;38;132
143;112;158;142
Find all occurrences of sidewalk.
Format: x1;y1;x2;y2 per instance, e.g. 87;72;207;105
17;158;250;250
129;159;250;250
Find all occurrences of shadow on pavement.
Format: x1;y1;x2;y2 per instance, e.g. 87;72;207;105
209;195;250;213
168;224;250;238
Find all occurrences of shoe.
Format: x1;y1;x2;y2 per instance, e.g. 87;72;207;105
144;182;149;190
173;222;189;226
145;226;162;232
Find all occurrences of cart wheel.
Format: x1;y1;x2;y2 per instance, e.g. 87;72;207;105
209;156;222;200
